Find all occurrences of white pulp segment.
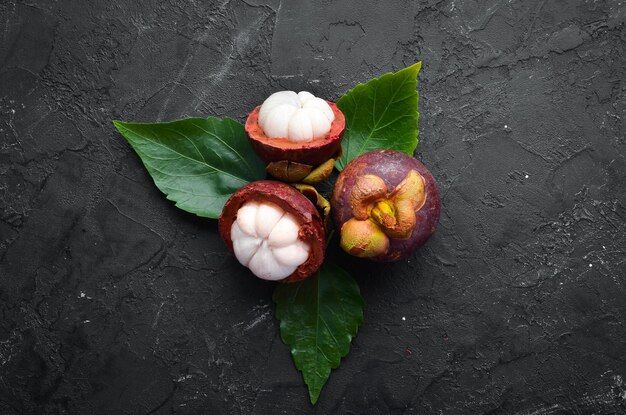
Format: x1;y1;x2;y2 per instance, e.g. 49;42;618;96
258;90;335;142
303;97;335;121
236;202;259;236
272;240;310;267
265;90;299;107
231;202;311;281
231;222;260;266
255;203;284;238
297;91;316;104
268;214;300;247
288;109;314;142
258;92;300;125
304;107;331;138
259;104;296;137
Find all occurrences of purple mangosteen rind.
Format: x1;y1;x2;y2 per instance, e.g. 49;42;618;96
331;150;441;262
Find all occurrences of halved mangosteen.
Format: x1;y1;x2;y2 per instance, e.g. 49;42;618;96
245;91;345;183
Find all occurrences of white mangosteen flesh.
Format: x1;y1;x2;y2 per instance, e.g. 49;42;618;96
231;201;310;281
258;90;335;142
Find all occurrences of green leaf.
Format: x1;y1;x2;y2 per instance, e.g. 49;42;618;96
273;261;364;404
113;117;266;218
336;62;422;170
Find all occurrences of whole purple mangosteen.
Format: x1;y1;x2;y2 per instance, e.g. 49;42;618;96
331;150;440;261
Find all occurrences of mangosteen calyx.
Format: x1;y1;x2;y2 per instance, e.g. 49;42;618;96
341;170;426;257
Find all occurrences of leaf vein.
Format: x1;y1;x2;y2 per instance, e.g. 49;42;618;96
119;124;249;185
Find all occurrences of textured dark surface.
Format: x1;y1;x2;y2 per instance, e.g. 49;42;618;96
1;0;625;413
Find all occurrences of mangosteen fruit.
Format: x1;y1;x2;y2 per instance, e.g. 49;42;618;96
331;150;440;261
245;91;345;183
219;180;325;283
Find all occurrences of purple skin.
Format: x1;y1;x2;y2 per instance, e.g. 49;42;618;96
332;150;441;261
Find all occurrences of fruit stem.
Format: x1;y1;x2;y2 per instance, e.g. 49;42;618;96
370;200;396;228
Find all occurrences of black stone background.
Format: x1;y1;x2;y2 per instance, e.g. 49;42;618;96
1;0;625;413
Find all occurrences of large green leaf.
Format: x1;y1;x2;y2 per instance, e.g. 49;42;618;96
336;62;421;170
273;261;364;404
113;117;266;218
